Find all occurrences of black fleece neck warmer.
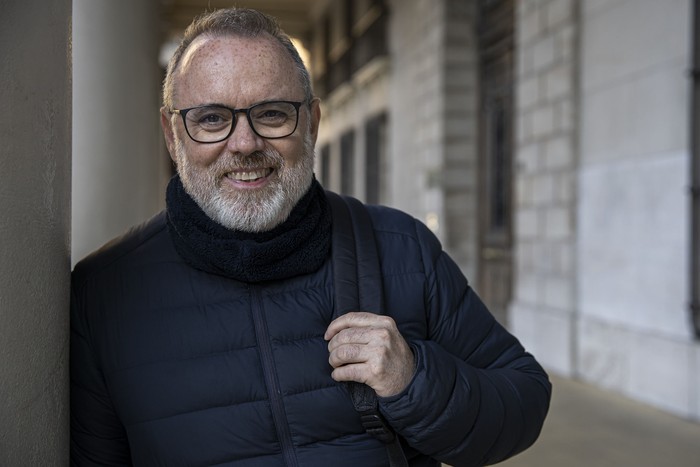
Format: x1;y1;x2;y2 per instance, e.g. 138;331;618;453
165;175;331;283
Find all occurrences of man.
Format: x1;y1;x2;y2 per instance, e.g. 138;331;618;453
71;7;550;467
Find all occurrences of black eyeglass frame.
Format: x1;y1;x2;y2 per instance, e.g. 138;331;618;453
170;100;305;144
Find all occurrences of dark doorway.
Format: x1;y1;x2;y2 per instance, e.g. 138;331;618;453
477;0;515;325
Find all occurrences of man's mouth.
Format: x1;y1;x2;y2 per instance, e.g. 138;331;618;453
225;168;274;183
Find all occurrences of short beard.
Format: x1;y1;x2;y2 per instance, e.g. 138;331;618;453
174;131;315;233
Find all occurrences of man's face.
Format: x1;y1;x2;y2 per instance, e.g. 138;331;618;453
161;34;321;232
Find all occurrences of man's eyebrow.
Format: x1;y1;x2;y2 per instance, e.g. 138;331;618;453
188;98;299;109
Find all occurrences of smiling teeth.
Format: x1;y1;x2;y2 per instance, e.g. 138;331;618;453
228;169;270;181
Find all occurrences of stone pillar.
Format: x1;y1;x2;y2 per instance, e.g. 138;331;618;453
441;0;479;281
388;0;447;228
388;0;480;280
72;0;169;264
0;1;71;464
509;0;580;375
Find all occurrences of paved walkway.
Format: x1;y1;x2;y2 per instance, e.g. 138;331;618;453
495;375;700;466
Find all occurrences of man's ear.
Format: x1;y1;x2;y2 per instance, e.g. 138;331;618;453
308;98;322;145
160;107;177;163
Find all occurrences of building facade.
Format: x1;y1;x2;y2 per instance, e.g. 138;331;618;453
308;0;699;421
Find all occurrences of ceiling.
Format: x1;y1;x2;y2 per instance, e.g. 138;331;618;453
160;0;319;42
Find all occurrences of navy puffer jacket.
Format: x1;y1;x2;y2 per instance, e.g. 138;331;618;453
71;204;550;466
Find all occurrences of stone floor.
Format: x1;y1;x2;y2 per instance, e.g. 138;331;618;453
495;375;700;466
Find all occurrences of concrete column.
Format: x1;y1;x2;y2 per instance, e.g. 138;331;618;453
0;1;71;465
72;0;169;265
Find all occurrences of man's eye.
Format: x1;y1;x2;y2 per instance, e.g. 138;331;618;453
189;109;231;129
262;109;288;119
200;114;224;124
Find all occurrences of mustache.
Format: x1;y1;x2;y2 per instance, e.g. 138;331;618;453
211;149;285;172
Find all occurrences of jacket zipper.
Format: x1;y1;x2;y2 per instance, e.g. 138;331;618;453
250;287;298;467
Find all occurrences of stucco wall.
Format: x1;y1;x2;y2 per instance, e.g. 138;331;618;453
0;1;72;464
577;0;697;418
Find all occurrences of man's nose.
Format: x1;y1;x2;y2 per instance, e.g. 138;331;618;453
225;112;265;155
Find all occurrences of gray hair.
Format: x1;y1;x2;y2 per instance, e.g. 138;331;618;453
162;8;313;109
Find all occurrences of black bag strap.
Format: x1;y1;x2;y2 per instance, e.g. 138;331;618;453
326;191;409;467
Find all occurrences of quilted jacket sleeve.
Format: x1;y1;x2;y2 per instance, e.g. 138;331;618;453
70;280;132;466
378;219;551;467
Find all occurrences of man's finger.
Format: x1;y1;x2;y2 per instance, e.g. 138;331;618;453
324;312;393;340
330;362;369;385
328;343;367;368
326;326;374;352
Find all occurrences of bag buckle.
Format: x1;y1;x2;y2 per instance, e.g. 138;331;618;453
359;409;396;444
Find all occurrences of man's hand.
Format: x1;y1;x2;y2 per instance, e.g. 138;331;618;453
324;312;415;397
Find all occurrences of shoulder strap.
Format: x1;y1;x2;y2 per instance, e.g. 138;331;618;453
326;191;409;467
326;191;383;316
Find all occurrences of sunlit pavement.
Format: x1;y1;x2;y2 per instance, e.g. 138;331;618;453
494;375;700;467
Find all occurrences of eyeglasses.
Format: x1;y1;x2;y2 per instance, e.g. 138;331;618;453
171;100;304;144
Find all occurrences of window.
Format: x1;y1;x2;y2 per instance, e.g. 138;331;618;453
340;130;355;195
365;113;387;204
351;0;387;74
326;0;353;94
316;0;387;97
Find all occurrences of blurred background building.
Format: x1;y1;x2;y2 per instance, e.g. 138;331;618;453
1;0;698;463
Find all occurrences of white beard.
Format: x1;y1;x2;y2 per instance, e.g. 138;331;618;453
174;129;315;233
